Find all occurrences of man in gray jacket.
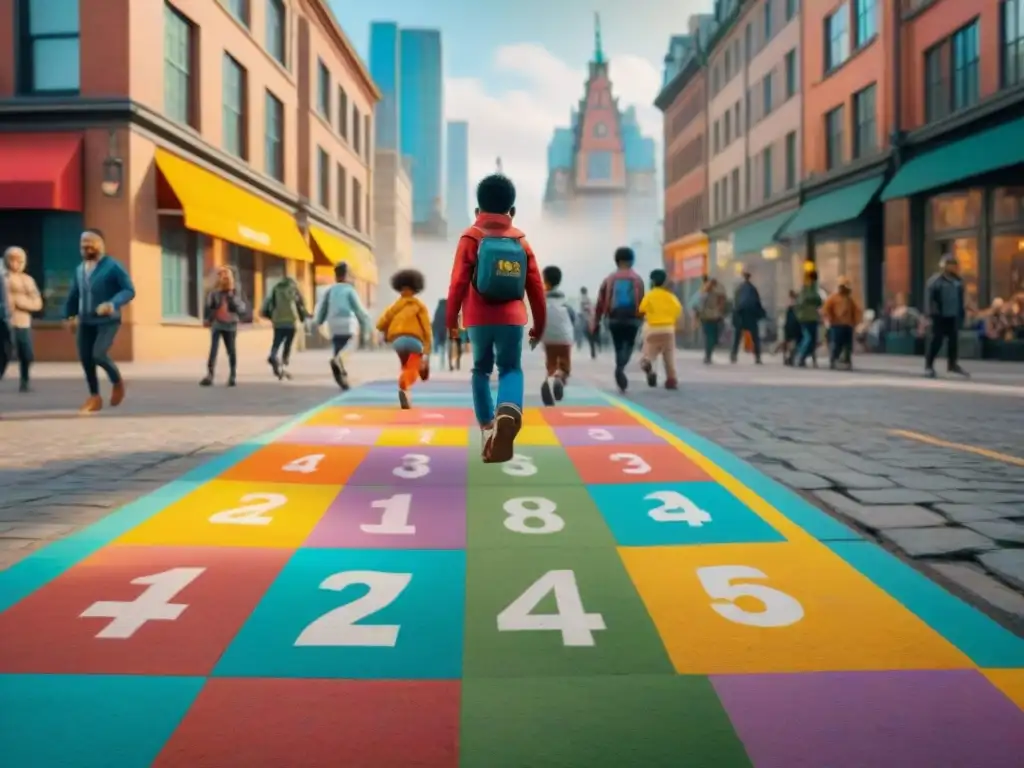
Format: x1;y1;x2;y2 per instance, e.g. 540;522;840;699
924;253;969;378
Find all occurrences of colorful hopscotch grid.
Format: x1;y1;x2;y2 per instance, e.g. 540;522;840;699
2;379;1024;768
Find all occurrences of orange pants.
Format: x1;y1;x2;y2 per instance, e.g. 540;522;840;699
398;352;422;390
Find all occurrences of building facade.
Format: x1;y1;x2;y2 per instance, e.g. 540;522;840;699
372;148;413;295
543;18;659;281
0;0;379;362
399;28;445;237
446;120;471;233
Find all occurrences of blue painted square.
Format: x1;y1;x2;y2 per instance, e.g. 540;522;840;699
587;481;785;547
0;673;203;767
215;548;465;679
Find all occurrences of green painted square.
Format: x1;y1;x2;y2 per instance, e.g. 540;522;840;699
463;546;672;678
467;446;582;487
467;486;616;549
460;675;753;768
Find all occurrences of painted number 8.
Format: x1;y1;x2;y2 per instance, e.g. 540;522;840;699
503;497;564;534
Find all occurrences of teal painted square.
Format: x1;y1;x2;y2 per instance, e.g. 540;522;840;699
829;540;1024;668
0;673;204;768
215;548;465;679
587;482;785;547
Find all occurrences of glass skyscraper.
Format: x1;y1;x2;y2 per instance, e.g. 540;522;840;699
368;22;400;152
400;29;444;230
446;121;470;232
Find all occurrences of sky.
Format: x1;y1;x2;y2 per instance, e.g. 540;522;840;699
329;0;714;300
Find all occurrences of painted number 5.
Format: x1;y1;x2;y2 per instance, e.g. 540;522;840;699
697;565;804;627
503;454;537;477
209;493;287;525
610;452;651;475
394;453;430;479
296;571;412;647
646;490;711;527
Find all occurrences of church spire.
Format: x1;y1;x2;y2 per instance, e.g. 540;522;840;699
593;12;604;64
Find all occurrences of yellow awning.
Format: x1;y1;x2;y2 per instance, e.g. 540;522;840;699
309;226;378;285
155;148;312;263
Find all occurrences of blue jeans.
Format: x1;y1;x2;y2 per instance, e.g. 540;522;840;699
797;321;819;364
392;335;424;355
467;325;524;427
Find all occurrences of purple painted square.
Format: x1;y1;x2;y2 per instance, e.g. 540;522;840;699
277;426;382;446
304;486;466;549
712;669;1024;768
347;447;468;487
553;426;666;446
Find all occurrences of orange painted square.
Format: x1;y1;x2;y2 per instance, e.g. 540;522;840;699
220;444;369;485
540;406;641;427
566;444;711;484
303;407;399;427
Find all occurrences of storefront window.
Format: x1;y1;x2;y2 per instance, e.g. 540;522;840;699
227;243;256;322
159;217;201;320
991;235;1024;303
0;209;83;320
929;190;982;231
992;187;1024;224
814;237;864;308
263;257;286;296
883;198;910;303
930;237;979;316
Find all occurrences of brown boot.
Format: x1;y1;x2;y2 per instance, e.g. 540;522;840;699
79;395;102;414
110;380;126;407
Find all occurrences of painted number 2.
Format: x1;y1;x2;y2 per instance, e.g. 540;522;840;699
394;453;430;479
296;571;412;647
646;490;711;527
503;497;564;534
498;570;605;646
697;565;804;627
610;452;652;475
209;493;287;525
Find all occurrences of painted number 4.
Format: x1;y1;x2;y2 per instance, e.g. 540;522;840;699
646;490;711;527
697;565;804;628
283;454;325;474
80;567;205;638
498;570;605;646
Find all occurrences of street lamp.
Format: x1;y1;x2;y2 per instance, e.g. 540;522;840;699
101;130;124;198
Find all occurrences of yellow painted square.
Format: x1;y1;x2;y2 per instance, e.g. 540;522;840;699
116;480;342;548
375;427;469;446
619;542;971;674
521;408;546;426
985;669;1024;711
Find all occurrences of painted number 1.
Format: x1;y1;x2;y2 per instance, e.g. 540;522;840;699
697;565;804;627
361;494;416;535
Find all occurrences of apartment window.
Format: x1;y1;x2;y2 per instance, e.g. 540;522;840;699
353;105;362;155
338;87;349;139
18;0;81;94
264;90;284;182
713;181;720;222
712;65;720;94
825;105;844;170
336;164;347;221
1003;0;1024;87
352;178;362;232
265;0;286;66
853;83;877;159
722;176;730;216
764;0;773;42
745;22;753;60
745;89;752;129
924;42;950;122
785;131;797;190
160;219;201;320
222;54;247;159
762;73;773;116
713;120;720;154
225;0;250;27
785;49;797;98
364;114;372;160
952;21;980;111
825;4;850;71
745;157;752;205
724;111;732;145
786;0;798;21
317;58;330;117
725;49;732;80
163;3;196;127
732;39;741;69
762;146;773;200
731;167;740;213
317;147;329;209
855;0;877;46
734;102;742;137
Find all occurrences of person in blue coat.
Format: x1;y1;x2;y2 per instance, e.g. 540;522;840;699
63;228;136;413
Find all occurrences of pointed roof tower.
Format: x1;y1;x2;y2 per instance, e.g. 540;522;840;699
573;12;626;190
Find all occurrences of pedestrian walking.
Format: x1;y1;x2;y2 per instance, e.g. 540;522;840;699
772;290;801;365
63;228;135;414
729;269;764;364
823;276;861;369
538;265;575;406
694;276;726;364
200;265;245;387
262;274;310;380
924;253;970;379
795;268;823;368
579;287;599;358
2;247;42;392
638;268;682;389
376;269;432;409
593;246;645;392
313;261;371;389
432;298;448;367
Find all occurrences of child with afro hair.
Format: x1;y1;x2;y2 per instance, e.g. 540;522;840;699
376;269;433;408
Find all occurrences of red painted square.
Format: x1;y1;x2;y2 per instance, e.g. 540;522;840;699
391;407;475;426
0;545;290;676
154;678;460;767
566;444;711;484
540;406;641;427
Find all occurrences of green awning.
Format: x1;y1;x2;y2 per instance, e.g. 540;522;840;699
880;116;1024;201
731;210;796;255
780;174;885;238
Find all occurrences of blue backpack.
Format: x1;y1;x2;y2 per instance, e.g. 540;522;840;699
473;230;528;303
608;276;640;319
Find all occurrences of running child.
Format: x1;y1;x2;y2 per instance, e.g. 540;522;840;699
637;268;682;389
314;261;371;389
262;275;310;380
593;247;645;392
376;269;432;409
445;173;546;463
538;265;575;406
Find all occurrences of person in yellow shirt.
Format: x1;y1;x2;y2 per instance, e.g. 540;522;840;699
638;268;682;389
376;269;433;409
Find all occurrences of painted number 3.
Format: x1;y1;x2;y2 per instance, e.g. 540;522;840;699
394;453;430;479
610;452;651;475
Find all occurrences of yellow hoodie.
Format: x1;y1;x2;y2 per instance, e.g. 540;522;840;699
376;295;433;354
639;286;682;329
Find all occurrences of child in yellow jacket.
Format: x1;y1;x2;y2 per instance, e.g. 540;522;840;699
376;269;433;409
638;268;683;389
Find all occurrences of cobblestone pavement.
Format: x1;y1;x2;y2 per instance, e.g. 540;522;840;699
573;348;1024;633
0;350;394;569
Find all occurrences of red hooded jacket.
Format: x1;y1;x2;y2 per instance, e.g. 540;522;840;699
445;213;547;336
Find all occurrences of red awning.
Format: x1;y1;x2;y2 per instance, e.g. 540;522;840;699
0;133;83;211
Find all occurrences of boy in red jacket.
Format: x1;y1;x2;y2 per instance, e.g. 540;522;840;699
446;174;546;463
